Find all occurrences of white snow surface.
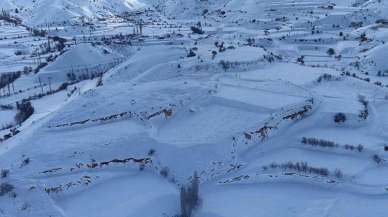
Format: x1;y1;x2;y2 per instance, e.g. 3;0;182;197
0;0;388;217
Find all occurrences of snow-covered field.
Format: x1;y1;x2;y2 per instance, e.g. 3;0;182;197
0;0;388;217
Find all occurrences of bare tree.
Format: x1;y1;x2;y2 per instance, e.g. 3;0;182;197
180;172;200;217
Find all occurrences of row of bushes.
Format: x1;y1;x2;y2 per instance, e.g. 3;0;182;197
316;73;341;83
262;161;343;178
301;137;364;152
342;71;387;88
67;72;103;82
302;138;385;164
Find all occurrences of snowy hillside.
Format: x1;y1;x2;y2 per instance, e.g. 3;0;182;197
0;0;388;217
1;0;144;26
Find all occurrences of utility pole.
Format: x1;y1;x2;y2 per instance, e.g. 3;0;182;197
139;19;143;36
47;36;51;52
48;77;52;93
11;81;15;94
7;83;10;96
38;77;43;94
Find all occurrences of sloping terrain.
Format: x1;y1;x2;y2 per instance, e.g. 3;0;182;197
1;0;144;26
0;0;388;217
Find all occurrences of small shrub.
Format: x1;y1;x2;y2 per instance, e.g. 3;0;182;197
21;158;30;167
190;26;204;34
160;167;169;178
0;182;14;196
327;48;336;56
334;113;346;123
211;50;217;59
187;49;196;57
147;149;155;156
1;169;9;178
357;144;364;152
297;56;305;64
360;32;368;42
372;154;383;164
